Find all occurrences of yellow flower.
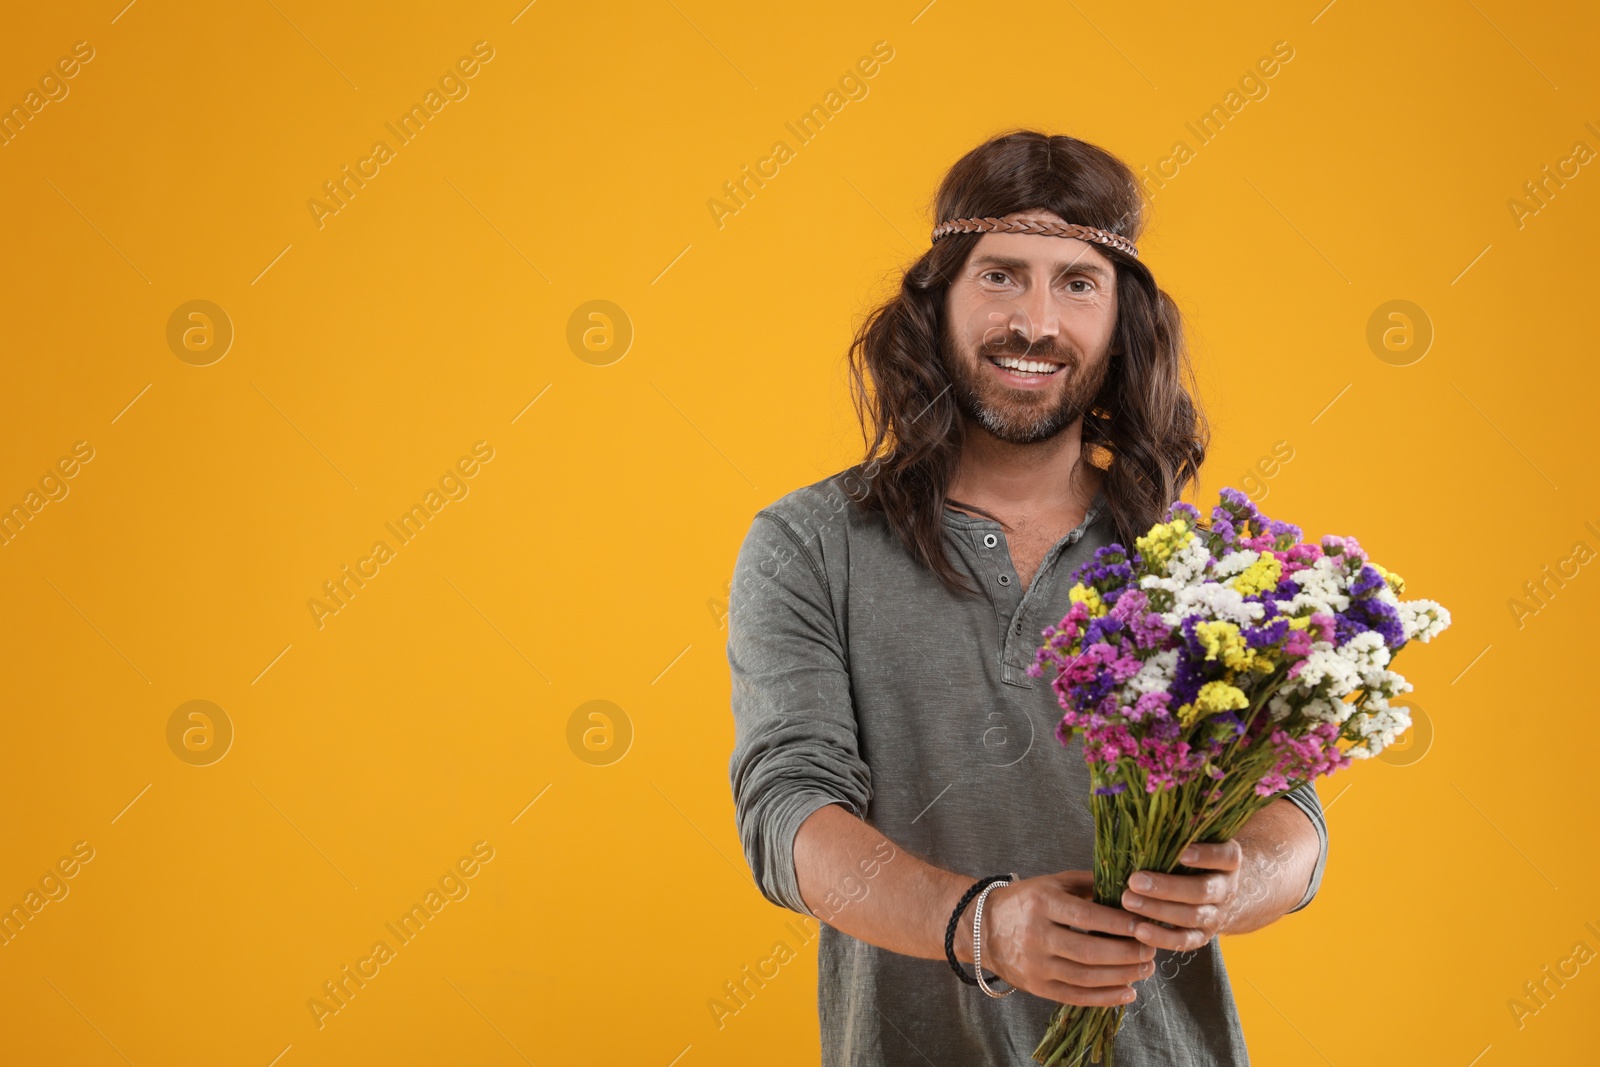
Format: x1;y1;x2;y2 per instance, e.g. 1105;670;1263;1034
1135;518;1193;573
1229;553;1283;597
1068;583;1107;617
1193;621;1274;673
1177;680;1251;727
1371;561;1406;595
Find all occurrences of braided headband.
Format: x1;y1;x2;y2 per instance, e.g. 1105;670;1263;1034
930;216;1139;259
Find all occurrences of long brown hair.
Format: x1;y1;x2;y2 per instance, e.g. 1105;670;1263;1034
847;129;1209;596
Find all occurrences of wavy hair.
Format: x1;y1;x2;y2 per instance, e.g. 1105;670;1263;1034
846;129;1209;596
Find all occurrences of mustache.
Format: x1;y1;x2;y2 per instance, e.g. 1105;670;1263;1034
977;330;1073;363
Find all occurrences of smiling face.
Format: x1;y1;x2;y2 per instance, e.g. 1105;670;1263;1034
941;211;1121;445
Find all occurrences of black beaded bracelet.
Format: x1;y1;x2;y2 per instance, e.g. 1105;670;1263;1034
945;874;1014;985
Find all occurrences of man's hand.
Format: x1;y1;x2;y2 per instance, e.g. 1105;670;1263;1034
1121;841;1242;951
1120;798;1324;948
976;871;1157;1007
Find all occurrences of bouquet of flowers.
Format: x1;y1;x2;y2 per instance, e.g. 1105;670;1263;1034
1028;488;1450;1066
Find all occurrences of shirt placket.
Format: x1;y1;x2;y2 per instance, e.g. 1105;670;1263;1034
998;514;1099;688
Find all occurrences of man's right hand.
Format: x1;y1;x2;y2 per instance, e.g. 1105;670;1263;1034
969;871;1156;1007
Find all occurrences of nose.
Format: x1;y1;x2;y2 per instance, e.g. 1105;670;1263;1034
1009;280;1060;345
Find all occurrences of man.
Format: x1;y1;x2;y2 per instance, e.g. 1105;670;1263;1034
726;129;1327;1065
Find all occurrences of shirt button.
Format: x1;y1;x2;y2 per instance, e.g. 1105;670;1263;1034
983;533;998;548
998;574;1011;586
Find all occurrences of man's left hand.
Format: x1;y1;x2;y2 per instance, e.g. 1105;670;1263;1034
1120;841;1242;952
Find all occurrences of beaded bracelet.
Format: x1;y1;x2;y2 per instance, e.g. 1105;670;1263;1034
944;873;1017;986
973;880;1017;998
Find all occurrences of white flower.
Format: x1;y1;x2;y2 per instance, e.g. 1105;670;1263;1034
1213;549;1260;580
1399;598;1452;642
1336;631;1392;687
1346;697;1412;756
1293;646;1362;698
1268;692;1293;721
1125;648;1178;696
1160;581;1265;628
1274;556;1352;617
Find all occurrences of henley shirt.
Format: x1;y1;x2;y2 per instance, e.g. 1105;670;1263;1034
726;466;1329;1066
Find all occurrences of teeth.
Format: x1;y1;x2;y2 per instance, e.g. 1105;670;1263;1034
993;355;1061;375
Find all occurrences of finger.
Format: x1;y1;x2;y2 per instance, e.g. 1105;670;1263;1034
1131;919;1210;952
1177;841;1242;871
1047;956;1157;989
1043;883;1142;937
1045;925;1156;967
1121;891;1219;932
1037;979;1140;1008
1054;871;1096;898
1126;869;1233;905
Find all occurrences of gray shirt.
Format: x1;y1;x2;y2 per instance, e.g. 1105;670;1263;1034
726;467;1328;1066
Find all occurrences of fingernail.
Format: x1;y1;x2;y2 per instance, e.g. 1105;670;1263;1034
1131;874;1153;891
1124;893;1144;908
1181;847;1199;863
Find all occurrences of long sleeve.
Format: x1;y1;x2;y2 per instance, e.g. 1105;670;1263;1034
726;512;873;917
1278;780;1329;913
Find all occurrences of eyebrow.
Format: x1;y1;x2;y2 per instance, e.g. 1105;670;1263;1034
970;253;1113;282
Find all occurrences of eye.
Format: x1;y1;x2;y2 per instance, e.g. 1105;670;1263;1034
981;270;1011;286
1064;278;1095;294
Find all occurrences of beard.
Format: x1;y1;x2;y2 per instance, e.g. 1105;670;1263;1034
940;320;1111;445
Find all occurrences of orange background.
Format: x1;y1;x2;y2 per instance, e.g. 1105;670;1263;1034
1;2;1596;1064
